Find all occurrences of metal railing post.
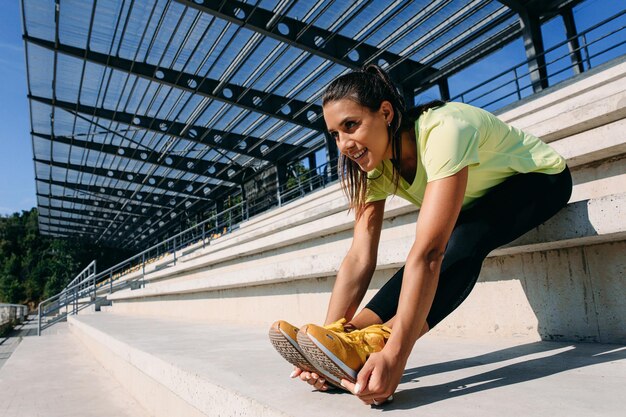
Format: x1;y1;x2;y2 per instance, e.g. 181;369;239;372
37;303;41;336
513;67;522;100
173;236;177;265
581;34;592;69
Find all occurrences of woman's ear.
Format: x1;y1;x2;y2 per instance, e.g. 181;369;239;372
379;100;394;125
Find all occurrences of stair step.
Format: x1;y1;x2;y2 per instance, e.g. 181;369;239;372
0;329;149;417
68;314;624;417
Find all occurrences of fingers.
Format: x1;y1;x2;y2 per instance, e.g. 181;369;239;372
290;367;302;378
341;363;394;407
296;370;329;391
355;361;374;395
372;395;394;406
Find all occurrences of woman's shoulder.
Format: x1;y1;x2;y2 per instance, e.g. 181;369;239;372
416;102;493;141
418;102;484;124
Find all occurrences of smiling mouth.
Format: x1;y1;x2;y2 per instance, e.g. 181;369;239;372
351;148;367;160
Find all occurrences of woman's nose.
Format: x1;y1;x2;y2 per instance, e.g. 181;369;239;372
336;133;353;153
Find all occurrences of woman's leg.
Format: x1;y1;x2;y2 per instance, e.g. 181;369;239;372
360;167;572;330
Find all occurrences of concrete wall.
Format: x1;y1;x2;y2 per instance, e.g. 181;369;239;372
105;57;626;344
0;304;28;334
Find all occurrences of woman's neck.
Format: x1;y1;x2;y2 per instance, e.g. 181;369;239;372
390;129;418;183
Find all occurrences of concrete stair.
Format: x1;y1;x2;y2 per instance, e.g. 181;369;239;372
1;313;623;417
60;313;623;417
0;322;149;417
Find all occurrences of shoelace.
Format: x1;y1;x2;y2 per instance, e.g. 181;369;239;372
323;318;347;332
334;324;391;353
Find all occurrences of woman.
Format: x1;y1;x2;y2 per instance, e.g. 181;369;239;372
269;64;572;406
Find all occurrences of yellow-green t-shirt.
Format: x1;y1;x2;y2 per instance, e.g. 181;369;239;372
365;102;566;209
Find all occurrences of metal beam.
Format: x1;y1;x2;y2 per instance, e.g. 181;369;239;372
323;132;338;183
560;6;585;75
496;1;548;92
39;204;138;221
39;212;119;228
37;178;199;205
29;95;302;163
24;35;326;132
176;0;438;83
35;158;210;198
401;8;518;86
37;176;233;224
33;132;252;185
37;192;172;213
38;228;92;239
518;8;548;92
38;221;103;235
408;22;522;92
496;0;526;14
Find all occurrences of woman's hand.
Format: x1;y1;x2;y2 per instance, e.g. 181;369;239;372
340;348;404;405
291;367;330;391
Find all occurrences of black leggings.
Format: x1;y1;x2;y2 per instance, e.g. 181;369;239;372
365;167;573;328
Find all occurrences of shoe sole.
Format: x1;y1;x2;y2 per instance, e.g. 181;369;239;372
297;330;358;385
269;326;344;389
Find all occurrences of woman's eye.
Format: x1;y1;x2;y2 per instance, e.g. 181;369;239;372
345;121;356;129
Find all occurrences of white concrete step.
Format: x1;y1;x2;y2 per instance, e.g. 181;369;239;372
68;313;625;417
0;329;149;417
107;193;626;303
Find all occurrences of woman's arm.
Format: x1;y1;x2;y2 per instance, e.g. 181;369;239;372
346;167;468;403
324;199;385;325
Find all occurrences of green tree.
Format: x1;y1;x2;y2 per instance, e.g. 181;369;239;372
0;208;132;309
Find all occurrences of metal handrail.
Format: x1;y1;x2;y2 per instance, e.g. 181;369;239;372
449;9;626;109
61;260;98;293
37;260;96;335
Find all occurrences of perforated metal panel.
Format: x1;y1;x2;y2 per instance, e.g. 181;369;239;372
22;0;587;248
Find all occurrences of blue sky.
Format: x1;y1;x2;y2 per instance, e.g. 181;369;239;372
0;1;34;215
0;0;622;216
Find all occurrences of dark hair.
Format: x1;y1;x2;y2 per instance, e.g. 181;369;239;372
322;64;444;216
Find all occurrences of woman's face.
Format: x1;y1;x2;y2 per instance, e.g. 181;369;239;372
323;99;394;172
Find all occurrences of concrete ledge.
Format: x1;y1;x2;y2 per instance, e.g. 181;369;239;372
492;193;626;256
67;313;625;417
132;128;624;289
498;57;626;142
108;193;625;302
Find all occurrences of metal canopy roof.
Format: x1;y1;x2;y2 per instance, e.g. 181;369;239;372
22;0;584;248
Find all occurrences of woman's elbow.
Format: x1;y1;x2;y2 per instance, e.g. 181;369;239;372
408;247;445;273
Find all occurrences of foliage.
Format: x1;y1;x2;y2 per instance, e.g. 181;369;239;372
286;162;310;190
0;208;131;310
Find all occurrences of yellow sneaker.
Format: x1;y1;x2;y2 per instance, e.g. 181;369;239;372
268;319;348;388
297;323;391;383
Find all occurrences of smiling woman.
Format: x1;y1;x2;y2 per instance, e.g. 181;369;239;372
321;65;445;215
269;64;572;406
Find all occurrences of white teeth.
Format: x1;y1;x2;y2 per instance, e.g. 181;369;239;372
352;148;367;159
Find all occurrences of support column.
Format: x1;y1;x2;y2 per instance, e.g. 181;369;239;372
519;9;548;93
324;132;339;182
307;153;317;172
402;84;415;108
561;7;585;75
276;163;289;205
437;78;451;101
